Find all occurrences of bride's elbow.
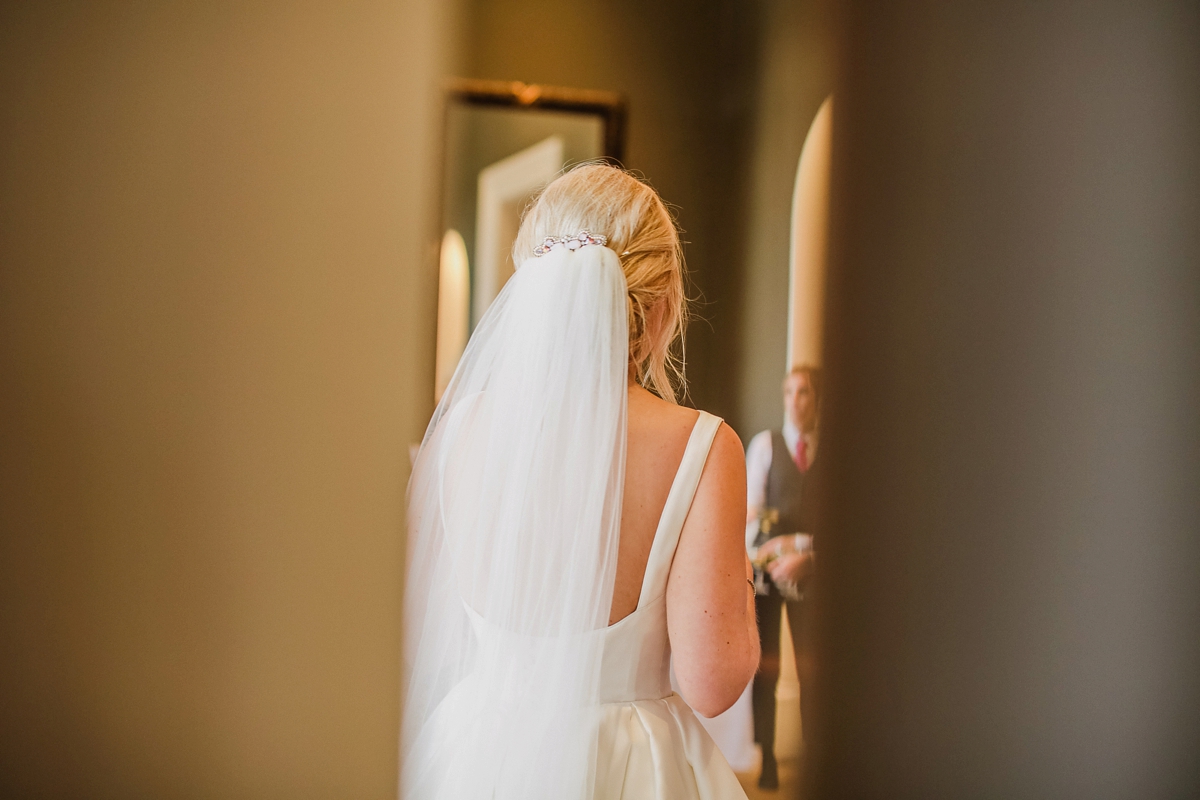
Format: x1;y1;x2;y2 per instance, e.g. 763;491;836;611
677;647;760;718
683;675;747;719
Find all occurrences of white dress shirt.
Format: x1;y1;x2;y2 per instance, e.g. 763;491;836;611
745;419;819;551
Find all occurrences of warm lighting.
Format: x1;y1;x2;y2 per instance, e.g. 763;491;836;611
436;229;470;401
473;136;564;322
788;95;833;369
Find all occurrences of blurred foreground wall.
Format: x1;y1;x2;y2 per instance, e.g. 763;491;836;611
0;1;451;796
812;2;1200;798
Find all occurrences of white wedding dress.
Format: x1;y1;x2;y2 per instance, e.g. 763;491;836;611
407;412;747;799
402;242;747;799
589;410;746;798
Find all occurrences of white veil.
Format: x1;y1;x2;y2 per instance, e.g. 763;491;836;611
401;242;628;799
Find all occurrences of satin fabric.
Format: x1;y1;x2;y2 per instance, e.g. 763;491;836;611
407;410;747;799
593;410;746;798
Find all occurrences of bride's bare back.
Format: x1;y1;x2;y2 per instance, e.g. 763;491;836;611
611;383;759;717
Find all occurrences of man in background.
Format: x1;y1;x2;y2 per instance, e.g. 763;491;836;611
745;365;823;789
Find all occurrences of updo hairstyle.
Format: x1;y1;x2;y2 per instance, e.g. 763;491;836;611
512;163;687;403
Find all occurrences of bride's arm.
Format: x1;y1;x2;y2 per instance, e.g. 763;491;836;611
666;421;761;718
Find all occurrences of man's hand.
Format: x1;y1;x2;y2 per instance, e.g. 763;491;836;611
766;551;812;586
758;533;811;560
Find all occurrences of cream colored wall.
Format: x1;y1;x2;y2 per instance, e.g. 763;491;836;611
0;1;452;796
788;96;833;370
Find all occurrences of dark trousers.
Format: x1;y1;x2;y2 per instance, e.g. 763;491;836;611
752;589;809;759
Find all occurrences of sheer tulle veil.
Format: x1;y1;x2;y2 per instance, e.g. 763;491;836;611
401;241;629;799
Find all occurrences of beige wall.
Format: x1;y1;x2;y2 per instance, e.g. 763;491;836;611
787;95;833;371
0;1;452;795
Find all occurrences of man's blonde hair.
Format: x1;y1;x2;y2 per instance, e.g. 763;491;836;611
513;163;687;403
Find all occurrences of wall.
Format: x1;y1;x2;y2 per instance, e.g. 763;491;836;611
811;2;1200;797
735;0;836;440
462;0;762;425
0;1;452;796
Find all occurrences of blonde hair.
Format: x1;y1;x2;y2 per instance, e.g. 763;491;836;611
513;163;687;403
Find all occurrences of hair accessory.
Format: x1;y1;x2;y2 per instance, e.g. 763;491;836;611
533;230;608;257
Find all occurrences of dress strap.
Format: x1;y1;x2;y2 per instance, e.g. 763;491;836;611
636;410;724;608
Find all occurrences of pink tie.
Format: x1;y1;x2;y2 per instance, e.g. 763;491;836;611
794;437;809;472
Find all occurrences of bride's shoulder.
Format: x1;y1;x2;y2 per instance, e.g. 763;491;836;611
627;386;739;453
627;386;744;488
628;384;697;430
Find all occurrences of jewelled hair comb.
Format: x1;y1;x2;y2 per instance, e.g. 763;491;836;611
532;230;608;257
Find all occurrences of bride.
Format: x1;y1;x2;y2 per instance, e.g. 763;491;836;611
401;164;760;799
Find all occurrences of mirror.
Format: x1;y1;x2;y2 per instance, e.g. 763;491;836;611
435;79;627;399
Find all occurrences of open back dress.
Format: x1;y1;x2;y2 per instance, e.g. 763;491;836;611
588;410;749;798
